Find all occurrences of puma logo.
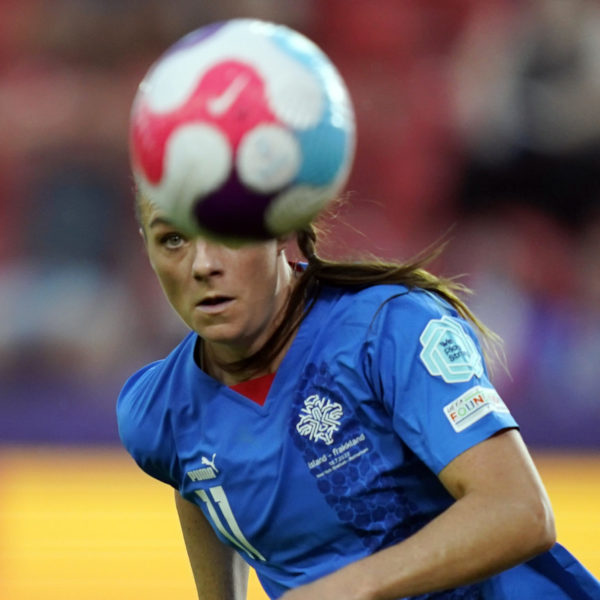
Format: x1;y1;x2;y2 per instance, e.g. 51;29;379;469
201;452;219;473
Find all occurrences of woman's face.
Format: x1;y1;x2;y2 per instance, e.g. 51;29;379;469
139;197;293;361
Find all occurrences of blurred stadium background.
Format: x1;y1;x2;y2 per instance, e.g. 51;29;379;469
1;1;598;597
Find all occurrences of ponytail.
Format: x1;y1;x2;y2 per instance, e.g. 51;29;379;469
224;223;503;378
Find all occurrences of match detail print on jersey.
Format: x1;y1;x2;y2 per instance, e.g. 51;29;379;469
419;315;483;383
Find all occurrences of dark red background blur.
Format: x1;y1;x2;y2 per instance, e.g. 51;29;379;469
1;0;599;447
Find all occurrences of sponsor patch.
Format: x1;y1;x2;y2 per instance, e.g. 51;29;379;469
443;386;509;432
419;315;483;383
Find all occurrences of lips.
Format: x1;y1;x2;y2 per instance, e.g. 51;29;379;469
199;295;232;306
196;295;235;314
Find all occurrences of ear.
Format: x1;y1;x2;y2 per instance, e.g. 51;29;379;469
276;234;293;255
139;227;148;247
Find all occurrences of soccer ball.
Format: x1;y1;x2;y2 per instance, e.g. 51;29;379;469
130;18;356;240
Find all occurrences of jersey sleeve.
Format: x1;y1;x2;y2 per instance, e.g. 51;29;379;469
117;362;180;488
366;290;518;475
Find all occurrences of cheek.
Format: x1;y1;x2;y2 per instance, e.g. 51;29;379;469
149;255;184;304
250;254;279;288
158;272;179;301
232;245;277;279
253;259;285;309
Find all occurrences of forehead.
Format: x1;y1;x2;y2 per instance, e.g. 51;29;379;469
136;194;161;228
137;195;201;235
137;194;187;235
136;193;281;252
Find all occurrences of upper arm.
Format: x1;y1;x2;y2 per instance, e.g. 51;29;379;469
439;429;548;500
175;490;249;600
439;429;556;551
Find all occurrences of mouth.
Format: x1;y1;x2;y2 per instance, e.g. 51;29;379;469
195;295;235;314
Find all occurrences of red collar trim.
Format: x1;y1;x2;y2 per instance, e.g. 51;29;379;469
229;372;276;406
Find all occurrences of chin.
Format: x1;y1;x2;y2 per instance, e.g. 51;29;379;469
195;324;244;346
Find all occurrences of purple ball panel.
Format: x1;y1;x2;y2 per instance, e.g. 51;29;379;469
193;173;276;239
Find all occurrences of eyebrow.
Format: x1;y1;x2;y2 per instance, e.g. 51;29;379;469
148;216;175;229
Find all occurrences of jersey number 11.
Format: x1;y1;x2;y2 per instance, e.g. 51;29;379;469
195;486;266;562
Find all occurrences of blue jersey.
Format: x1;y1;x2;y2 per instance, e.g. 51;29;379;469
117;285;600;599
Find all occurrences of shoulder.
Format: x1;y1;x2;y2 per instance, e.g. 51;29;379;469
116;331;198;486
354;286;491;403
304;285;463;371
360;285;483;366
320;284;456;333
324;285;486;383
117;332;197;423
116;360;165;438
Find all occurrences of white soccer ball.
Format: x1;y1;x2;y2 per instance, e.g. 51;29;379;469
130;18;356;240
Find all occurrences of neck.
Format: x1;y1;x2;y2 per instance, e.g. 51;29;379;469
200;333;295;386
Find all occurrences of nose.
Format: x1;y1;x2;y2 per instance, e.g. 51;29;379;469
191;239;223;281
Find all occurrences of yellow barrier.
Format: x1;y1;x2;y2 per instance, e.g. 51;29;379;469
0;447;597;599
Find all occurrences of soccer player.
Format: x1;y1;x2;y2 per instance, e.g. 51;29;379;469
117;193;600;599
118;16;600;598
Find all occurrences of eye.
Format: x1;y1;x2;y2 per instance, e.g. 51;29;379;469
159;232;186;250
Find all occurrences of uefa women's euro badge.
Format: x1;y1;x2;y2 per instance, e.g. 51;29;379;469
419;316;483;383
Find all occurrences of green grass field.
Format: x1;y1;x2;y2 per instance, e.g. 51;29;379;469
0;447;598;599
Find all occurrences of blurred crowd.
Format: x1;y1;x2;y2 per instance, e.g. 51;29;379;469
1;0;599;446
